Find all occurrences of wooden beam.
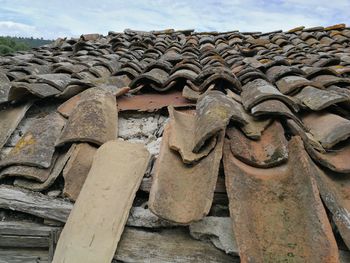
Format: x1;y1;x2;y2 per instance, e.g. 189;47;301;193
115;227;237;263
0;221;60;248
0;221;238;263
0;221;61;261
0;248;49;263
0;185;73;223
0;184;228;229
2;221;350;263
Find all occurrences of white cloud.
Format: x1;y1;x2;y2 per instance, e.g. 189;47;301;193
0;0;348;38
0;21;39;37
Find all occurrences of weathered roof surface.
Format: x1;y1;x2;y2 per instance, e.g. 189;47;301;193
1;24;350;261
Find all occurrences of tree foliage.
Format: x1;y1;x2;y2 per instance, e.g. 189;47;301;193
0;36;53;55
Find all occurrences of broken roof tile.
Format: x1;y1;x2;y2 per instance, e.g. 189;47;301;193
168;107;216;164
62;143;97;201
182;85;201;101
0;102;32;151
240;114;272;140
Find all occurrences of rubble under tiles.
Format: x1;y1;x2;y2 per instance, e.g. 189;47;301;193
1;25;350;262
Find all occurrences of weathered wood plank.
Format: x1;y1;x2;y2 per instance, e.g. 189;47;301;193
116;227;237;263
2;221;350;263
0;185;73;222
0;236;49;249
0;184;227;229
0;221;60;248
0;248;48;263
21;247;350;263
0;221;59;237
52;140;150;263
340;250;350;263
0;225;237;263
0;221;60;261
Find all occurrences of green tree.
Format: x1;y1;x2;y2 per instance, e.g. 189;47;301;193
0;36;31;55
0;44;14;55
0;36;53;55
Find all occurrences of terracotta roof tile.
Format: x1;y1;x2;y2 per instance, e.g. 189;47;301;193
223;136;339;262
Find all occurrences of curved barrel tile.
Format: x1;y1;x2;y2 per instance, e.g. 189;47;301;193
0;112;65;169
266;65;304;83
8;82;61;100
276;75;320;95
13;145;76;191
241;78;299;111
0;72;12;104
287;119;350;173
56;88;117;146
193;90;246;152
0;154;58;183
227;121;288;168
294;86;348;111
36;73;72;91
302;112;350;150
149;123;224;224
312;164;350;249
223;136;339;263
251;99;304;128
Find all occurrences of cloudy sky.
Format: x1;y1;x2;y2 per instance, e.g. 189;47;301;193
0;0;349;39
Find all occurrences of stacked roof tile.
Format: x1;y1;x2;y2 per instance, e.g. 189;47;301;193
1;24;350;262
